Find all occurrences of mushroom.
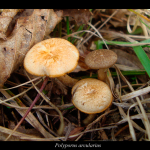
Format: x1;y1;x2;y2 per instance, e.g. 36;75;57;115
24;38;79;78
24;38;79;134
84;49;117;82
71;78;113;125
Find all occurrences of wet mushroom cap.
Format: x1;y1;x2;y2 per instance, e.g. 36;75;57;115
71;78;113;114
85;49;117;69
24;38;79;78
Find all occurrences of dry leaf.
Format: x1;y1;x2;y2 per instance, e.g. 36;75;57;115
61;9;92;26
73;56;90;73
106;9;130;20
68;126;84;141
8;121;43;137
109;20;127;27
111;49;143;69
93;9;130;28
0;9;24;40
45;9;63;37
0;125;40;141
0;9;62;87
73;64;88;73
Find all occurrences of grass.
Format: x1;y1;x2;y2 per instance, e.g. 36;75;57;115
66;16;71;42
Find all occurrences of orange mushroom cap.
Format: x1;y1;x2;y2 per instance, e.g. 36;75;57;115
24;38;79;78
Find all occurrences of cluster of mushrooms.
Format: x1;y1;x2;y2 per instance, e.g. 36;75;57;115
24;38;117;126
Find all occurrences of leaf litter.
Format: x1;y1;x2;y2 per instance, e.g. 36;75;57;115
0;9;150;141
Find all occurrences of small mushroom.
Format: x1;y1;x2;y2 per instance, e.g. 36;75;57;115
71;78;113;125
24;38;79;78
85;49;117;82
24;38;79;134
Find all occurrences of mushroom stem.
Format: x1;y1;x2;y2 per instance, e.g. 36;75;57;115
82;114;96;125
97;68;108;82
57;74;78;87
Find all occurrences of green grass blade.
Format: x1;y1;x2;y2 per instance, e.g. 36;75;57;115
94;40;134;46
79;25;90;37
94;39;150;47
71;24;85;44
58;21;62;37
127;27;143;35
95;40;103;49
139;19;150;29
63;105;75;110
139;38;150;44
66;16;71;41
132;45;150;77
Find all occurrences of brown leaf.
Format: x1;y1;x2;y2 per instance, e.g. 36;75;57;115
111;49;143;69
0;125;41;141
0;9;62;87
68;126;84;141
107;9;130;20
62;9;92;26
8;121;43;138
93;9;130;28
45;9;63;36
0;9;24;40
